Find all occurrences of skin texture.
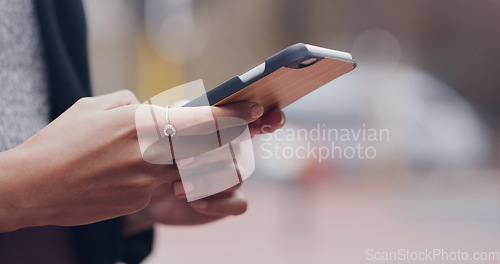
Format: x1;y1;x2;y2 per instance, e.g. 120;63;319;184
0;90;285;233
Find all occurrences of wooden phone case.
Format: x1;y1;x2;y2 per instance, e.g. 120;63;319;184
214;58;355;113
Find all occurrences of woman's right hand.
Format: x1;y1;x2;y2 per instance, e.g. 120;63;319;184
0;90;264;232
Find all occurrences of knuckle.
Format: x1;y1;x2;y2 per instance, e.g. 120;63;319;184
116;105;139;134
114;90;139;105
132;174;154;189
116;89;135;98
76;96;93;106
124;90;139;102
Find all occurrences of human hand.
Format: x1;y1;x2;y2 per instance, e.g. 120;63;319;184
0;90;269;232
124;109;285;232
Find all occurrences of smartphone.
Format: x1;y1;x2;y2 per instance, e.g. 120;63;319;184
184;43;356;112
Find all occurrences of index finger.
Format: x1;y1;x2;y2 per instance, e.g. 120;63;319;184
135;101;264;136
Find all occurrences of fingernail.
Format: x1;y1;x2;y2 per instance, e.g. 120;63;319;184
278;111;285;126
251;104;264;119
190;200;208;209
271;110;283;124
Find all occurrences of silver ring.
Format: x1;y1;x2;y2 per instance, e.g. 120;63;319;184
163;105;176;137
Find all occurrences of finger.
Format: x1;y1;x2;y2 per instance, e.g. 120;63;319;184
189;191;247;216
124;102;259;165
148;188;226;225
258;109;285;131
152;182;176;201
174;138;249;170
172;176;242;199
249;109;285;136
136;163;180;187
172;180;192;198
141;124;249;163
216;182;243;195
174;102;263;135
173;159;240;199
134;102;263;136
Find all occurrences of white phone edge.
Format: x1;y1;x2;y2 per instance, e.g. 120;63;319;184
239;44;352;83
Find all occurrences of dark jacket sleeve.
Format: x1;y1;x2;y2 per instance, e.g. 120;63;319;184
34;1;153;263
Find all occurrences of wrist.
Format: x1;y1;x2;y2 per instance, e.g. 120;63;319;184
0;148;29;232
0;144;55;232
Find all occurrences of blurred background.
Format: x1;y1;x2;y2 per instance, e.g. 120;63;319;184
83;0;500;263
